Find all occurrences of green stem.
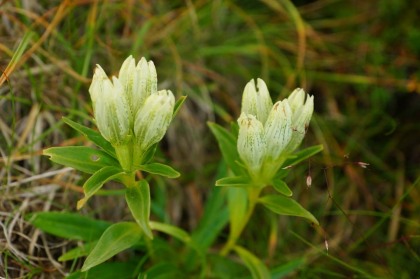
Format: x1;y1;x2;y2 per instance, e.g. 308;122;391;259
220;187;262;256
120;171;136;187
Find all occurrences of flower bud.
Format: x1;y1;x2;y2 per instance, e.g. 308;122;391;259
133;90;175;165
241;78;273;124
264;100;292;160
117;56;159;126
237;113;266;175
118;56;139;124
287;88;305;112
285;90;314;152
134;58;157;113
89;65;130;145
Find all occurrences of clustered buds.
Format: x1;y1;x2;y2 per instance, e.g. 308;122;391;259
237;78;314;183
89;56;175;172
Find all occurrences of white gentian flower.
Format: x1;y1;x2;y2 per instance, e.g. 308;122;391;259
89;56;175;172
264;100;292;160
285;90;314;152
133;90;175;166
237;113;266;176
89;65;130;145
119;56;158;126
241;78;273;124
237;79;314;183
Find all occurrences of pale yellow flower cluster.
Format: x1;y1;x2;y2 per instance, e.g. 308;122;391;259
89;56;174;171
237;79;314;182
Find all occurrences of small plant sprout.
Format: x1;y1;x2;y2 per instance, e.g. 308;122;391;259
210;78;322;256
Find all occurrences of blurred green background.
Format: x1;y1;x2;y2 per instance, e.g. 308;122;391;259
1;0;419;277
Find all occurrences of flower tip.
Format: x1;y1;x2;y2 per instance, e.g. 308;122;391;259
112;76;123;90
137;57;148;67
244;79;256;91
256;78;267;89
93;64;107;76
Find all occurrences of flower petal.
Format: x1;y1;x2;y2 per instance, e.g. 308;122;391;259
286;92;314;152
264;100;292;160
241;78;273;124
119;55;138;122
237;113;266;174
287;88;305;112
134;90;175;153
89;65;111;104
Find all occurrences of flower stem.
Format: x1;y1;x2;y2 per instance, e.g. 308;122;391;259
120;171;137;188
220;187;262;256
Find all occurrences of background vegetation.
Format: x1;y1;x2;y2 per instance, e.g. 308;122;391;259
1;0;419;277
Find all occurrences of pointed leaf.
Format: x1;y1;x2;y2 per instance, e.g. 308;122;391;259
137;163;180;178
43;146;120;174
172;95;187;119
271;178;293;197
125;180;153;239
150;221;190;243
140;143;157;165
77;166;125;209
82;222;142;271
275;144;323;179
28;212;110;241
259;195;319;225
208;122;245;176
191;186;229;252
62;117;116;157
216;176;252;187
59;241;96;261
233;245;271;279
283;144;323;167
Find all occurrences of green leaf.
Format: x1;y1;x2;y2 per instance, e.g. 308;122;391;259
77;166;125;209
137;163;180;178
125;180;153;239
271;178;293;197
81;222;142;271
69;261;139;279
143;262;182;278
259;195;319;225
150;221;190;243
62;117;116;157
275;145;323;179
28;212;110;241
233;245;271;279
172;95;187;119
228;188;248;242
191;186;229;252
283;144;323;168
208;122;245;176
59;241;96;261
140;143;157;165
216;176;252;187
271;258;306;278
43;146;120;174
206;254;249;278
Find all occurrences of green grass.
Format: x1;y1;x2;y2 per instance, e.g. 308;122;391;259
1;0;419;278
